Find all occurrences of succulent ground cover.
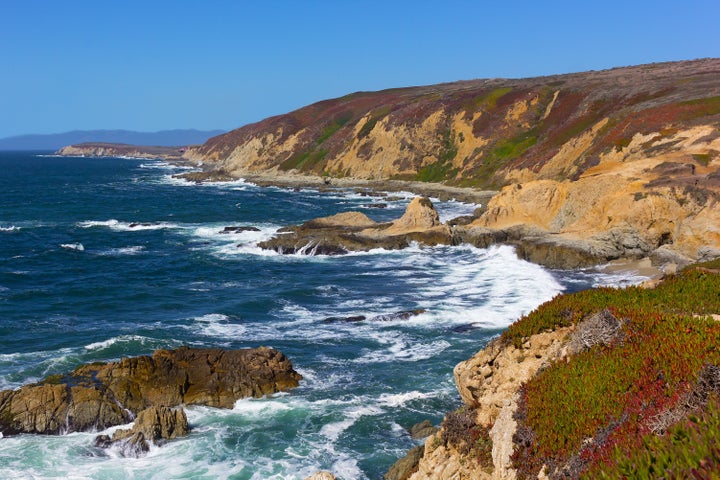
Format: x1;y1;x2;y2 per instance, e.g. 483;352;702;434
502;265;720;478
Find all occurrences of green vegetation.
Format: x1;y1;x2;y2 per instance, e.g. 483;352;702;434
693;153;711;166
503;268;720;478
465;87;513;114
415;129;459;182
441;407;493;468
467;130;537;187
680;95;720;117
357;106;392;139
595;397;720;479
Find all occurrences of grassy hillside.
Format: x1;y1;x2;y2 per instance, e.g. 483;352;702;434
443;262;720;478
189;59;720;190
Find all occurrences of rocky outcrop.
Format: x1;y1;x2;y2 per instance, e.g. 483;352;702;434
259;197;454;255
0;346;301;436
94;406;189;456
405;328;574;479
304;472;337;480
56;143;187;160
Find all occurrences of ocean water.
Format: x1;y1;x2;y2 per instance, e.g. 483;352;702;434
0;152;648;479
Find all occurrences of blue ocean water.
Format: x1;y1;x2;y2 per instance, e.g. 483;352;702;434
0;152;647;479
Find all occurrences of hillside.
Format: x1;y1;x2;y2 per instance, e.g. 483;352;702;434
185;58;720;265
394;261;720;479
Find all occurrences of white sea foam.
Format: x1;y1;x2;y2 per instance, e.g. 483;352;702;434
60;242;84;251
0;225;20;232
78;219;179;231
319;405;385;442
83;334;153;351
96;245;146;256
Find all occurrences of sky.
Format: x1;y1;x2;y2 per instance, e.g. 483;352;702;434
1;0;718;138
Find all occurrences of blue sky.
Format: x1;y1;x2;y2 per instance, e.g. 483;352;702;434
1;0;718;138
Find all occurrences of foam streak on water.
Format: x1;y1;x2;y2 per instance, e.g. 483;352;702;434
0;153;650;479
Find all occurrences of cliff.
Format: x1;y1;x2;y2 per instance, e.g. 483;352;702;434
56;142;189;160
183;58;720;264
395;264;720;479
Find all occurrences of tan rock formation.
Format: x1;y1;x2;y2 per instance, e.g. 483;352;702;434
95;406;189;456
408;328;573;479
304;472;336;480
259;197;454;254
0;346;301;436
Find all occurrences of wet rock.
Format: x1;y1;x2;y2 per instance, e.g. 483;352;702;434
322;315;367;324
220;226;261;234
94;406;189;457
409;419;439;439
385;444;424;480
363;203;388;209
0;346;301;436
369;309;427;322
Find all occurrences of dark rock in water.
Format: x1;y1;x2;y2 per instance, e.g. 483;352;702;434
364;203;388;209
447;215;476;227
129;222;153;228
369;309;427;322
173;170;236;183
452;323;480;333
220;226;261;234
0;346;301;436
409;419;438;439
94;406;189;457
322;315;367;324
384;444;425;480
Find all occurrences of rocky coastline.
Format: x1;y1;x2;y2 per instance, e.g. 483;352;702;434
0;346;301;455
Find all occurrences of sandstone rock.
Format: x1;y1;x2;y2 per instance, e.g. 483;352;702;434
259;197;453;255
95;406;189;456
404;327;573;479
304;472;336;480
409;420;438;439
0;346;301;436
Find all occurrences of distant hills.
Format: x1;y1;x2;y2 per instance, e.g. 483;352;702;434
0;129;226;150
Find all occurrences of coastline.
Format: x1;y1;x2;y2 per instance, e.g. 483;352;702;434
175;168;671;278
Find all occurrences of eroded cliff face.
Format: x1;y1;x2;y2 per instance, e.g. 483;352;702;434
407;328;572;480
185;59;720;262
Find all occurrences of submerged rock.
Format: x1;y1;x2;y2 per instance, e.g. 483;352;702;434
0;346;302;436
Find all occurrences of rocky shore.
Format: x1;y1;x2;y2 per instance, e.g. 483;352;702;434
0;346;301;455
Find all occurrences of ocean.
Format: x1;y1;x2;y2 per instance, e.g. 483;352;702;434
0;152;647;479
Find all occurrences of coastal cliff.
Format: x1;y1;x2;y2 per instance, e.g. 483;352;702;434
393;264;720;479
57;142;189;160
181;58;720;264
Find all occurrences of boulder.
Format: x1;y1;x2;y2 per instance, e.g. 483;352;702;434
385;444;424;480
304;472;336;480
94;406;189;456
409;419;439;439
0;346;301;436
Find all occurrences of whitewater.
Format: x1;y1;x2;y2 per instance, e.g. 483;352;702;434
0;153;648;479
